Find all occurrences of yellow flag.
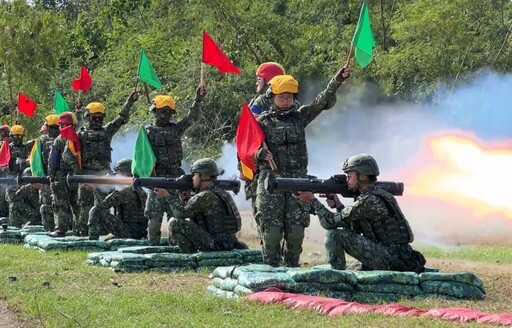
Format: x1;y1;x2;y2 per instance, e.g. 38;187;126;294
241;161;253;180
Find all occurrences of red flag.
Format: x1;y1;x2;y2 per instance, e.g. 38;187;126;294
202;31;241;75
60;125;82;169
72;66;93;92
0;137;11;167
236;103;265;173
17;93;38;118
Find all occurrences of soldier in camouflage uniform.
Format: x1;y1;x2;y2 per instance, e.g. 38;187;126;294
145;85;205;246
0;125;11;218
296;154;426;273
87;159;147;240
48;112;80;237
154;158;247;252
37;114;60;231
7;168;41;227
254;68;351;267
63;91;138;236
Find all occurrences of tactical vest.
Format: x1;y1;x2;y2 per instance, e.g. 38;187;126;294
356;187;414;246
39;135;56;173
204;188;241;234
54;137;74;174
260;110;308;172
79;128;112;171
8;143;30;174
146;124;183;176
115;187;147;224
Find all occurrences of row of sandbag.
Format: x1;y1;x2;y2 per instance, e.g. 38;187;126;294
0;225;47;244
87;247;263;272
207;264;485;303
23;234;169;251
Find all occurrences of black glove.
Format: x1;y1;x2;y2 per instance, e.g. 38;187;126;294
195;84;206;102
255;148;269;160
335;67;351;83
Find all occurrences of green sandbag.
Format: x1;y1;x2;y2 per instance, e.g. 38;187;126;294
356;283;422;296
105;238;148;250
352;291;402;304
195;251;242;260
118;246;181;254
151;266;194;273
293;282;355;293
87;251;119;264
420;281;485;300
353;271;419;285
211;277;239;291
145;253;196;263
207;285;236;298
110;263;148;272
213;266;238;279
419;272;485;290
99;258;112;267
19;225;46;233
237;271;296;290
234;284;254;296
287;269;358;286
198;258;243;268
232;264;288;279
24;234;50;246
0;230;21;238
242;256;263;264
233;248;262;258
323;290;353;301
109;253;148;265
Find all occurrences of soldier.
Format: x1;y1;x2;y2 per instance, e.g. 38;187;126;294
48;112;80;237
37;114;60;231
295;154;426;273
0;125;10;218
254;67;350;267
5;125;33;175
63;91;138;236
87;159;147;240
144;85;205;246
154;158;247;252
7;168;41;227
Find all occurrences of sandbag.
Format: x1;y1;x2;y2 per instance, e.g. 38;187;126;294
352;291;402;304
144;253;196;264
195;251;242;260
211;277;239;291
232;264;287;279
237;271;296;291
420;281;485;300
233;284;254;296
105;238;148;250
419;272;484;290
87;251;119;265
198;258;243;267
212;266;238;279
353;271;419;285
356;283;422;296
293;282;355;293
287;269;357;286
207;285;236;298
118;246;181;254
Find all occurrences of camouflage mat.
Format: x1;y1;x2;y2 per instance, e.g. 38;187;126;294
86;248;263;272
208;265;486;303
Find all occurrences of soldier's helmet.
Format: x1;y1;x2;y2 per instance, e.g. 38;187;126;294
149;95;176;112
268;75;299;95
23;167;32;177
190;158;219;177
45;114;60;126
58;112;78;125
342;154;380;176
10;125;25;136
256;62;286;82
85;102;106;117
114;158;132;173
0;125;10;136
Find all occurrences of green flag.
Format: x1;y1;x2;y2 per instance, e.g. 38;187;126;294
53;90;70;114
29;139;46;177
132;126;156;177
137;49;162;90
352;3;376;68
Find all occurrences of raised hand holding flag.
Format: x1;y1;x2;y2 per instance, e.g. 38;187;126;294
201;31;241;84
349;2;376;68
72;66;93;92
17;93;37;118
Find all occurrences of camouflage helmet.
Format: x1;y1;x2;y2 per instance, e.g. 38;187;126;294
23;167;32;177
114;158;132;173
342;154;380;176
190;158;219;177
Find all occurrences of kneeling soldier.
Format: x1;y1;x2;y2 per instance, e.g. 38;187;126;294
7;168;42;228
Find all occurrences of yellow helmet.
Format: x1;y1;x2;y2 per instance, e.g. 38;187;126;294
269;75;299;94
45;114;59;126
85;102;106;115
151;95;176;111
10;125;25;136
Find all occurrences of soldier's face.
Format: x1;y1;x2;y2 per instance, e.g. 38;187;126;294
47;125;60;138
11;135;23;146
192;172;202;191
274;93;294;110
346;171;359;191
154;108;173;127
88;113;104;129
256;77;266;93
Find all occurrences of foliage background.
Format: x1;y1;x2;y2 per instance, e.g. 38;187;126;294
1;0;511;161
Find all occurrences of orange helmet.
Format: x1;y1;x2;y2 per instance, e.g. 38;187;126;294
58;112;78;125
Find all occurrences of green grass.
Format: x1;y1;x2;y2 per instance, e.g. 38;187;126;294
417;245;512;264
0;244;510;328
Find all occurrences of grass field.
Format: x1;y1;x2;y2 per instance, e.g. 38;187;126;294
1;241;511;328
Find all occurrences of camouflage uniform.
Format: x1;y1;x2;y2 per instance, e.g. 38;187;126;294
49;135;79;234
145;100;202;246
63;97;135;236
88;185;148;240
38;133;56;231
167;186;246;253
7;184;41;227
255;76;342;267
4;138;34;206
311;185;425;273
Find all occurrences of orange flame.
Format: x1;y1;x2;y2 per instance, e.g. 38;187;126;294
403;131;512;220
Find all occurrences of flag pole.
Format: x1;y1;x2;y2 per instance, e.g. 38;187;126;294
200;62;205;86
262;142;278;171
346;44;354;67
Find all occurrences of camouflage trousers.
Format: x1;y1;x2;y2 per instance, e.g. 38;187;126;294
255;170;310;267
0;189;8;218
51;180;79;233
244;179;261;243
39;186;54;232
168;218;244;253
9;201;41;228
88;206;147;240
145;190;179;246
76;184;95;236
325;229;425;272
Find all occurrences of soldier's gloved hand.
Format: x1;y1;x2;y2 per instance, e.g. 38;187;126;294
195;84;206;102
15;157;24;165
128;90;139;102
255;148;273;161
335;66;351;83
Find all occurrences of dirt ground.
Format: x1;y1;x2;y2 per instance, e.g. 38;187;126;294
0;297;37;328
